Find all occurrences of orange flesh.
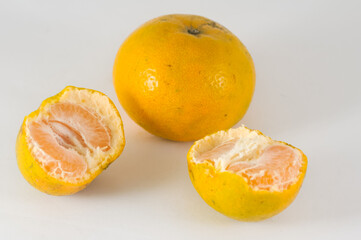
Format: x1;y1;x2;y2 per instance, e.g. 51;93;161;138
28;103;111;180
198;141;302;191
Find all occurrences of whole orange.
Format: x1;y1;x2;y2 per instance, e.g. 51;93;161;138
113;14;255;141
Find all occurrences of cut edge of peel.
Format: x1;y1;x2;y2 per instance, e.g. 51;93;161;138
23;86;125;183
189;125;305;192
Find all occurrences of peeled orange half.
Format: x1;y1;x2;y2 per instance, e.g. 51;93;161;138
187;126;307;221
16;86;125;195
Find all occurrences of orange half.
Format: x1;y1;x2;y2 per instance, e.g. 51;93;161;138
16;86;125;195
187;126;307;221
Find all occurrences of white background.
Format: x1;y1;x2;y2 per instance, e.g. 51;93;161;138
1;0;360;239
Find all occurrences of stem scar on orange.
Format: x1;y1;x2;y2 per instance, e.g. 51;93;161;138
113;14;255;141
16;86;125;195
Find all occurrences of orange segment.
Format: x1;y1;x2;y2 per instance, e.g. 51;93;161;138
48;120;87;153
48;103;111;151
27;102;112;180
227;145;301;190
28;121;87;179
194;130;303;191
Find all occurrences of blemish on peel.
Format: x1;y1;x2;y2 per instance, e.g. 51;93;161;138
141;69;158;92
211;72;227;89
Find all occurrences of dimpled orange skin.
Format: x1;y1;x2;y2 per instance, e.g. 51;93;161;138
113;14;255;141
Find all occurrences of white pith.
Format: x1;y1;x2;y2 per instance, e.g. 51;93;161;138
25;88;124;182
190;126;303;191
